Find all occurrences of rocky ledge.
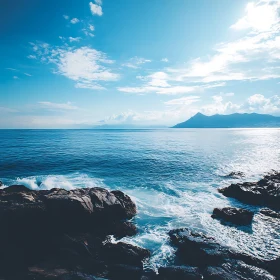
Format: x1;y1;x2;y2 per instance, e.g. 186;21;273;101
218;172;280;209
0;185;151;280
211;207;254;225
167;228;279;279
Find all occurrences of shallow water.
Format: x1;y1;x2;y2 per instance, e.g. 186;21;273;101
1;128;280;270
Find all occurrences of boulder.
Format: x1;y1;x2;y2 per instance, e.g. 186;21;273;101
102;242;151;266
108;264;143;280
219;172;280;209
260;208;280;219
168;228;280;278
224;172;245;178
211;207;254;225
204;260;276;280
158;266;203;280
0;185;139;279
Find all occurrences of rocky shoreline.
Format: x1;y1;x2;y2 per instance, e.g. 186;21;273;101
0;172;279;279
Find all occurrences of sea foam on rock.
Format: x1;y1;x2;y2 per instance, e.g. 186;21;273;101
168;228;279;279
211;207;254;225
219;172;280;209
0;184;146;279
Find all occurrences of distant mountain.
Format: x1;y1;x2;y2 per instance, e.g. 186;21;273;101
172;113;280;128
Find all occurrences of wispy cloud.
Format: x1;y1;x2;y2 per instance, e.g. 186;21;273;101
164;96;201;106
122;56;152;69
63;15;69;20
70;18;80;24
69;37;81;42
161;58;169;62
30;43;119;90
13;76;19;79
118;69;225;94
24;73;32;77
166;0;280;84
38;101;79;111
89;1;103;16
6;68;17;71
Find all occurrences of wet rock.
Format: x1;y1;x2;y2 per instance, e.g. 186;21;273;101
0;180;3;187
169;228;230;266
108;264;143;280
211;207;254;225
169;228;280;278
0;185;139;279
225;172;245;178
102;242;151;266
219;172;280;209
204;260;276;280
158;265;203;280
260;208;280;219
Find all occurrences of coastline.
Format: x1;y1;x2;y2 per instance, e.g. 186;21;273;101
0;172;279;279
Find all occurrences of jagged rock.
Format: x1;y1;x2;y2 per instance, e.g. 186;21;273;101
225;172;245;178
0;181;3;187
108;264;143;280
219;172;280;209
168;228;280;278
260;208;280;219
158;265;203;280
102;242;151;266
0;185;139;279
211;207;254;225
205;260;276;280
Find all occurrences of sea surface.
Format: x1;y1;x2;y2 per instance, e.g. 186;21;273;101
1;129;280;270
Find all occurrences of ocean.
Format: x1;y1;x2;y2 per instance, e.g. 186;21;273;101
1;128;280;270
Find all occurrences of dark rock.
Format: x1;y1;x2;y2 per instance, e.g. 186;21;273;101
169;228;229;266
205;260;276;280
110;221;137;238
0;180;3;187
225;172;245;178
108;264;143;280
169;228;279;278
219;172;280;209
211;207;254;225
102;242;151;266
158;266;203;280
0;184;31;193
260;208;280;219
0;185;139;279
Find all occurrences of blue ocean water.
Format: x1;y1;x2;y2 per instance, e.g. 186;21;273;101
1;129;280;270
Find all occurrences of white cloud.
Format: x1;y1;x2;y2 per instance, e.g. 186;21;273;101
24;73;32;77
82;29;95;37
13;76;19;79
89;2;103;16
89;24;95;31
38;101;79;111
30;44;119;90
122;56;152;69
69;37;81;42
231;1;280;31
161;58;169;62
164;96;200;106
63;15;69;20
70;18;80;24
27;55;36;59
6;68;17;71
95;0;102;5
164;1;280;85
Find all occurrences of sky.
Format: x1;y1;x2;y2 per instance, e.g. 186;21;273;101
1;0;280;128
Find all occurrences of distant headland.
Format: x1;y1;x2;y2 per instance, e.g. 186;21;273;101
173;113;280;128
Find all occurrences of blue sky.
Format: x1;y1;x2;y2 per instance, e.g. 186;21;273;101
1;0;280;128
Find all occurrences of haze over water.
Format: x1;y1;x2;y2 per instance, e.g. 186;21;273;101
1;129;280;270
